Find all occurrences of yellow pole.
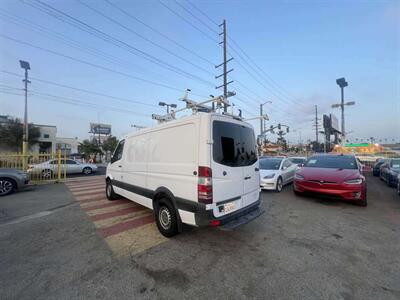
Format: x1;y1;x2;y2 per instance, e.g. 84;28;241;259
57;149;61;181
22;142;28;171
63;152;67;180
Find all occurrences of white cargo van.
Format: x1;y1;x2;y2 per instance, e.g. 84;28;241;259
106;112;263;237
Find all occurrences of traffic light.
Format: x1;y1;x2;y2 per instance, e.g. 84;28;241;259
277;124;281;130
286;127;289;133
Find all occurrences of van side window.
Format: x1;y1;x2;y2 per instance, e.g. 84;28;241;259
111;140;125;163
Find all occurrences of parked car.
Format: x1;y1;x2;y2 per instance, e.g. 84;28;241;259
379;158;400;187
397;174;400;196
28;159;98;178
259;157;297;192
293;154;367;206
0;168;29;196
372;158;386;176
106;113;263;237
288;156;307;166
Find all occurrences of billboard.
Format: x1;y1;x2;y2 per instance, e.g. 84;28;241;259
90;123;111;135
330;114;340;133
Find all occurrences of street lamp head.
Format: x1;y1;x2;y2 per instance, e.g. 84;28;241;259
158;102;166;107
170;104;177;108
336;77;348;88
345;101;355;106
19;60;30;70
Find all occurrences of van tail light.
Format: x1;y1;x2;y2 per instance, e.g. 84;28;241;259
198;166;212;204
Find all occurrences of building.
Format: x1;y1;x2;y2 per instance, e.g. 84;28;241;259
30;124;57;153
56;137;79;155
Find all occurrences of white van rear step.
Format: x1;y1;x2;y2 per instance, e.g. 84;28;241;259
219;206;265;231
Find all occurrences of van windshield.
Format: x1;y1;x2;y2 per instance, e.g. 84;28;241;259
213;121;257;167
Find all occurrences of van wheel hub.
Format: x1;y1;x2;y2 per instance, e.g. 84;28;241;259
159;207;171;230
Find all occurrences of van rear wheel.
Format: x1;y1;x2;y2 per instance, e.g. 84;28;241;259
155;198;179;237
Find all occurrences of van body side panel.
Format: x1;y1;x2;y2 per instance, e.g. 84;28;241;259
146;120;199;218
121;134;152;208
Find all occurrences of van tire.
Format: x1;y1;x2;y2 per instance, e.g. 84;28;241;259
106;180;118;200
155;198;179;237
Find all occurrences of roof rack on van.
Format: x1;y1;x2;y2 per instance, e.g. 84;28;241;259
152;91;241;124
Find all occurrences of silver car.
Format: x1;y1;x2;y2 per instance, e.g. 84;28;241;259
0;168;30;196
259;157;297;192
28;159;98;178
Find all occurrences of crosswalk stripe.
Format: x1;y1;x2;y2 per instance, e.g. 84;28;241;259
90;206;147;222
66;182;104;189
68;184;105;192
75;192;105;201
84;200;131;212
79;197;107;204
93;209;152;228
99;214;155;238
72;189;105;196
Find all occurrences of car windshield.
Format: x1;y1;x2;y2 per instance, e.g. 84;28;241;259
289;158;305;164
304;156;358;169
390;159;400;170
259;158;282;170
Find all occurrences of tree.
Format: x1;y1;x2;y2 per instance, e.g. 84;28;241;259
102;136;119;153
0;117;40;151
78;139;103;158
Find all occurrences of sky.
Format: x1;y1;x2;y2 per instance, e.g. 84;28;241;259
0;0;399;144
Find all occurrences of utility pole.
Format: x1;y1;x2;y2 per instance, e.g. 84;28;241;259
216;19;233;112
19;60;30;170
260;104;263;136
314;105;319;143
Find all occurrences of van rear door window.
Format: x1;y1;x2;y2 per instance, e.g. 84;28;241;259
213;121;257;167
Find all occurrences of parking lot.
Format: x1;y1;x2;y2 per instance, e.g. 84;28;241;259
1;174;399;299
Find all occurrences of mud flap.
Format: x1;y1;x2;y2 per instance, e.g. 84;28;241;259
219;206;265;231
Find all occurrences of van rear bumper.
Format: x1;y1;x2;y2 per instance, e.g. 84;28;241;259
194;199;264;229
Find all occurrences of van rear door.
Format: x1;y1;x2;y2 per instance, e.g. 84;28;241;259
211;119;259;218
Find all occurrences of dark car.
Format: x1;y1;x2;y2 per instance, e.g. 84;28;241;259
380;158;400;187
0;168;30;196
293;154;367;206
397;174;400;196
372;159;386;176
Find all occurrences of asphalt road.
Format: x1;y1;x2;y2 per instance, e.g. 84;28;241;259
1;175;399;299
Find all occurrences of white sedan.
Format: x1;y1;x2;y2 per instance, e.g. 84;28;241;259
259;157;297;192
28;159;98;178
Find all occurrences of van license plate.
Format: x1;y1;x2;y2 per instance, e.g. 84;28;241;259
223;202;236;213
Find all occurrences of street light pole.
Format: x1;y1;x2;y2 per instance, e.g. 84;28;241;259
260;101;272;135
19;60;30;170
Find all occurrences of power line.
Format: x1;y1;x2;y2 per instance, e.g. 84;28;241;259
77;0;214;77
181;1;310;110
0;84;151;117
158;0;218;44
1;70;158;108
0;34;209;98
25;0;215;88
103;0;216;66
0;10;192;90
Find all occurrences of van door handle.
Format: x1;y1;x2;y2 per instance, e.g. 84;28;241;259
255;168;259;172
244;176;251;180
118;165;122;168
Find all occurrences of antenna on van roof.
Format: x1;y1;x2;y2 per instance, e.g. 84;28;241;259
151;90;241;124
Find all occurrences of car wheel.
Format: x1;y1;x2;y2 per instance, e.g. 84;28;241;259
106;180;118;200
386;176;393;187
82;167;92;175
155;198;179;237
276;177;283;192
357;197;367;207
0;178;16;196
42;169;53;179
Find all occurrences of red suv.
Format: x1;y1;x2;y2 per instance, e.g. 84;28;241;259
293;154;367;206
